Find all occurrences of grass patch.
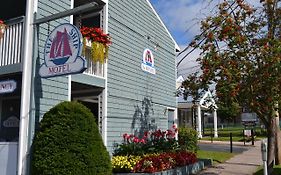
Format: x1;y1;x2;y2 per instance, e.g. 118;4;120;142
196;150;236;164
204;126;267;138
200;136;264;142
254;165;281;175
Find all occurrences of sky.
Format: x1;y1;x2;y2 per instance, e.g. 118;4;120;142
150;0;259;78
150;0;218;48
150;0;218;77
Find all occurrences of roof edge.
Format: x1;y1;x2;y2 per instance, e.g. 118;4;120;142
146;0;180;51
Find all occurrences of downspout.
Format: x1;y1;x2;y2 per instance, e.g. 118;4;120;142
18;0;35;174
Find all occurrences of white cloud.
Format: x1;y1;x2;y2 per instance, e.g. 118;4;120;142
151;0;263;78
151;0;221;43
152;0;262;44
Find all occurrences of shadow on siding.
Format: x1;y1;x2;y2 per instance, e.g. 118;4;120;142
131;97;157;137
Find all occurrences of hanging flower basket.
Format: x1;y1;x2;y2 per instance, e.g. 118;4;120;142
80;27;111;64
0;20;6;39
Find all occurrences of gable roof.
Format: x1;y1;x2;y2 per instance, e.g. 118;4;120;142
146;0;180;51
199;90;217;109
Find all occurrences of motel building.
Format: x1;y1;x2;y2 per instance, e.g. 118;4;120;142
0;0;179;174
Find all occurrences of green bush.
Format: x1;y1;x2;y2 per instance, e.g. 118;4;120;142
31;101;111;175
178;127;198;152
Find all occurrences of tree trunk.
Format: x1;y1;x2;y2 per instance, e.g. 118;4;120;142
275;103;281;165
267;117;277;174
275;127;281;165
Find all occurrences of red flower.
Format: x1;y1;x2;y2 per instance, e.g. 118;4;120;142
80;26;111;45
123;133;128;139
140;139;146;144
132;151;197;173
144;131;149;137
133;137;139;143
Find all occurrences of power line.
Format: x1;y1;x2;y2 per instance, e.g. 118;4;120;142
177;0;240;67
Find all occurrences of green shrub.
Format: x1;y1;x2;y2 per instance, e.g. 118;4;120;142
31;101;111;175
178;127;198;152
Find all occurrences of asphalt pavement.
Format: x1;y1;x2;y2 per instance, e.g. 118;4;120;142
198;143;250;153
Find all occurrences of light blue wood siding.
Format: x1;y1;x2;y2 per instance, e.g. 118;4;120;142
32;0;71;124
107;0;177;151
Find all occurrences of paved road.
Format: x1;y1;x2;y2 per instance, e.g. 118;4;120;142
198;143;250;153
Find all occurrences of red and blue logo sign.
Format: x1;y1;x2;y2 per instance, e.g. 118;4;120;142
40;23;86;78
141;49;156;74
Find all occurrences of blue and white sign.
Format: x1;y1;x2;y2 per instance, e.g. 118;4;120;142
40;23;87;78
141;48;156;74
0;80;17;94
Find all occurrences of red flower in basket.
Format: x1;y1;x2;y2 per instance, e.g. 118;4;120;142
80;26;111;63
0;20;6;39
80;26;111;46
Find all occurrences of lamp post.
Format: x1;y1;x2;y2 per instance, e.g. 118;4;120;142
261;139;268;175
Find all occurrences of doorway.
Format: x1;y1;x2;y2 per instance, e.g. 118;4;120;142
77;100;99;125
168;108;176;129
0;98;20;142
71;82;104;133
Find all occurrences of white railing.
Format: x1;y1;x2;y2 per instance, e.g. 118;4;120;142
83;42;104;77
0;17;24;67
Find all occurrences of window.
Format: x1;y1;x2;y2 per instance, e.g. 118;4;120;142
0;0;26;20
73;0;104;29
74;13;101;29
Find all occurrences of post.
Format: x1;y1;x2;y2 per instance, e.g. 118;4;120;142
243;129;246;146
202;114;205;136
211;128;213;143
18;0;35;174
261;140;268;175
230;132;233;153
213;109;218;138
197;105;202;138
251;129;254;145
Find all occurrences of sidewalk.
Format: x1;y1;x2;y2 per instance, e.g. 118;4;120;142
197;140;263;175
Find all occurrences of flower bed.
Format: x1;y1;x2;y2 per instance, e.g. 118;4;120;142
112;126;203;174
114;159;211;175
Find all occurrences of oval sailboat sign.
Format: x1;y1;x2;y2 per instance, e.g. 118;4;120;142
40;23;87;78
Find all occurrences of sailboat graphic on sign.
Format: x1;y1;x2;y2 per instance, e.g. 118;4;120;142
49;28;72;65
41;23;86;78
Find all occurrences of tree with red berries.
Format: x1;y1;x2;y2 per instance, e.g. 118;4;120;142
180;0;281;173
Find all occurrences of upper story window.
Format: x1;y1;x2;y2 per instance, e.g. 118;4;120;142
73;0;104;29
0;0;26;20
73;0;106;77
74;13;101;29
